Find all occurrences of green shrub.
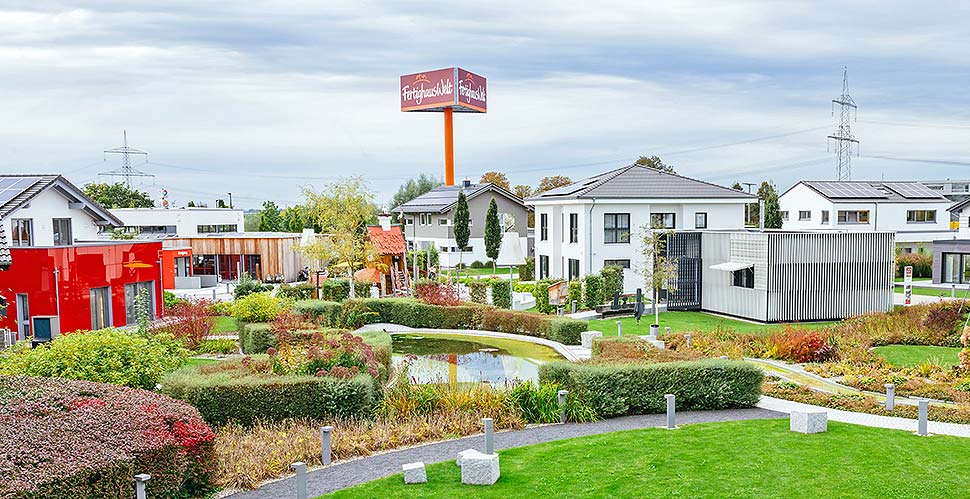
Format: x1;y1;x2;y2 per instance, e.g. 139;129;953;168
514;282;536;293
896;252;932;278
548;317;588;345
518;256;535;281
354;280;373;298
238;322;274;354
470;260;485;269
163;290;185;310
601;265;624;301
231;292;287;323
349;298;486;330
533;280;553;314
356;330;392;375
568;280;582;308
161;360;375;426
584;274;604;309
276;282;315;301
479;309;587;345
195;338;239;355
491;279;511;309
540;360;763;418
468;280;489;304
340;300;382;328
0;329;187;389
320;279;351;302
506;381;597;423
292;300;343;327
234;273;272;299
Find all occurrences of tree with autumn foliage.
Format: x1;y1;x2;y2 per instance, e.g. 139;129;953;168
536;175;572;194
480;171;511;191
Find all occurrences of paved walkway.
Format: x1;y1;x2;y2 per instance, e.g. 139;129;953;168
223;408;782;499
757;396;970;438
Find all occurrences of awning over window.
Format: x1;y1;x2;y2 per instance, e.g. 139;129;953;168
709;261;754;272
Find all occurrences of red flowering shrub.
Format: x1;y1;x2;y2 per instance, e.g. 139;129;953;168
0;375;215;499
767;330;837;363
413;278;460;306
154;298;216;349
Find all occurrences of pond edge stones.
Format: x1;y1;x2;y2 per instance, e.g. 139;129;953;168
458;449;500;485
403;462;427;484
580;330;602;349
790;410;828;434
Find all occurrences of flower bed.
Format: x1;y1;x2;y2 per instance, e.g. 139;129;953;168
0;375;215;499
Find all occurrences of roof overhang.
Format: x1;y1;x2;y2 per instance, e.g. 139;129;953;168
709;261;754;272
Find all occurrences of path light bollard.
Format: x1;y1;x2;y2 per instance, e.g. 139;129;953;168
952;284;956;298
211;288;217;301
885;384;895;411
685;334;692;349
483;417;494;454
134;473;151;499
616;320;622;337
917;400;929;436
292;462;308;499
320;426;334;465
558;389;569;424
571;300;577;314
665;394;676;429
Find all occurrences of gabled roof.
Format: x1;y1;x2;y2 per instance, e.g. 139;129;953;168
948;197;970;213
0;174;123;226
394;182;528;214
367;225;406;255
526;165;757;201
787;180;951;204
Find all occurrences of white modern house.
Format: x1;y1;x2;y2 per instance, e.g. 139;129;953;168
526;165;756;292
394;180;531;268
779;181;954;253
110;207;245;237
1;175;123;245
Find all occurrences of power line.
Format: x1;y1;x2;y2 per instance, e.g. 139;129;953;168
100;130;154;187
827;68;859;181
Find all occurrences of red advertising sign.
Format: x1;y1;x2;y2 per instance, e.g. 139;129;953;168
400;67;486;113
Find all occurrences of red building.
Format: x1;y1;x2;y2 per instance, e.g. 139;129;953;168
0;174;164;341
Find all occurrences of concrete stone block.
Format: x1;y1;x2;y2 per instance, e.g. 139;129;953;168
460;450;500;485
789;410;827;434
456;448;478;467
580;331;603;349
403;462;427;484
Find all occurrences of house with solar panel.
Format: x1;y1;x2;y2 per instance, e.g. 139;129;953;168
0;174;164;343
779;180;955;254
394;180;531;269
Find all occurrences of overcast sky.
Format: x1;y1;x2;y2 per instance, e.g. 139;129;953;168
1;1;969;209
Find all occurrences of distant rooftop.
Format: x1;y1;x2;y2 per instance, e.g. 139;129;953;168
791;180;950;204
394;182;525;214
527;165;756;201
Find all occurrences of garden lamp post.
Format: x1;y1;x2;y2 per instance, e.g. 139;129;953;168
495;231;526;309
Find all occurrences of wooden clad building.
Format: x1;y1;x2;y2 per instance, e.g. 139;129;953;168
162;233;304;282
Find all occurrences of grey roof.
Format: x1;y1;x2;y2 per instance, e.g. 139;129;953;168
394;182;527;214
526;164;757;201
0;174;124;226
792;180;950;204
948;197;970;213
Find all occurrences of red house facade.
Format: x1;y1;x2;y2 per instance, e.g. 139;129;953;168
0;242;164;339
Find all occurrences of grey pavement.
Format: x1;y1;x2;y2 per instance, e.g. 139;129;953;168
224;408;782;499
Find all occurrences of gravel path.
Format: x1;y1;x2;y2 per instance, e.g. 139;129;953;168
225;408;783;499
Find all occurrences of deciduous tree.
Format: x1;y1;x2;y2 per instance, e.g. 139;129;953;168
480;171;510;191
390;174;442;222
634;155;675;173
759;181;783;229
82;182;154;209
514;184;532;199
639;221;678;328
258;201;284;232
536;175;572;194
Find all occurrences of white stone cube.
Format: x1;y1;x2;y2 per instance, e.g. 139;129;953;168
456;448;478;467
402;462;427;484
581;331;603;349
789;410;828;434
460;450;500;485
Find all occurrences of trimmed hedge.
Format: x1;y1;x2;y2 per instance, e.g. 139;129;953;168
238;322;273;355
161;361;375;426
584;274;604;309
539;360;763;418
1;375;215;499
292;299;343;327
490;279;511;309
468;280;489;304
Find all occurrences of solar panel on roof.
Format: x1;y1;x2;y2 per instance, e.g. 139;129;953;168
0;176;41;207
810;181;888;198
882;182;942;199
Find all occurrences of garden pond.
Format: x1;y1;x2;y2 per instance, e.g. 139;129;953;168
391;333;565;385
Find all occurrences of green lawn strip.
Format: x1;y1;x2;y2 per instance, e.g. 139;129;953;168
446;268;517;278
894;277;932;283
212;316;238;334
893;285;960;298
183;357;219;370
320;419;970;499
872;344;964;367
589;311;838;337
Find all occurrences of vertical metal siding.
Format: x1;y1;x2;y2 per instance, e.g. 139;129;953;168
700;232;769;321
667;232;702;310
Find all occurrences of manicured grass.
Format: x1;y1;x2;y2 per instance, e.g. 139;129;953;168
183;357;219;370
894;276;931;283
588;311;838;337
894;285;961;298
320;419;970;499
447;267;517;278
873;344;964;367
213;315;238;334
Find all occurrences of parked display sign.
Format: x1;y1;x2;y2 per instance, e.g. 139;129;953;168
903;265;913;306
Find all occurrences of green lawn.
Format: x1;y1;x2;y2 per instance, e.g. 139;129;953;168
183;357;219;370
872;344;964;367
588;311;838;337
447;267;517;278
320;419;970;499
213;316;238;334
894;276;931;283
894;284;966;298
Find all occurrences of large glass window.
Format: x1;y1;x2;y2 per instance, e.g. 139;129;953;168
193;254;217;275
568;258;580;280
52;218;72;246
539;255;549;279
942;253;970;284
90;287;111;330
124;281;155;325
906;210;937;223
650;212;675;229
604;259;631;269
197;224;238;234
837;210;870;224
569;213;578;243
732;267;754;288
11;219;32;246
604;213;630;243
540;213;548;241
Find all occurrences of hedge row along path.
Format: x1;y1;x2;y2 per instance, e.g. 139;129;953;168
224;408;782;499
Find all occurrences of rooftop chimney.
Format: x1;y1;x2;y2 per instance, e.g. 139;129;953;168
378;213;392;231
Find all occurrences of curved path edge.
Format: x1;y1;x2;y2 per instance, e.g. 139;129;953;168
757;396;970;438
224;408;782;499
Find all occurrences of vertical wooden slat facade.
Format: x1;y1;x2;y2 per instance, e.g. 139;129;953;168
163;235;304;281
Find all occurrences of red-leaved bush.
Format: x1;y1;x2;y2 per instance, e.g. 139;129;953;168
0;375;216;499
767;329;837;363
154;298;216;349
413;278;460;306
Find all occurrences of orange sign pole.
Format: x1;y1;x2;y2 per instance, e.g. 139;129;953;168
444;107;455;185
